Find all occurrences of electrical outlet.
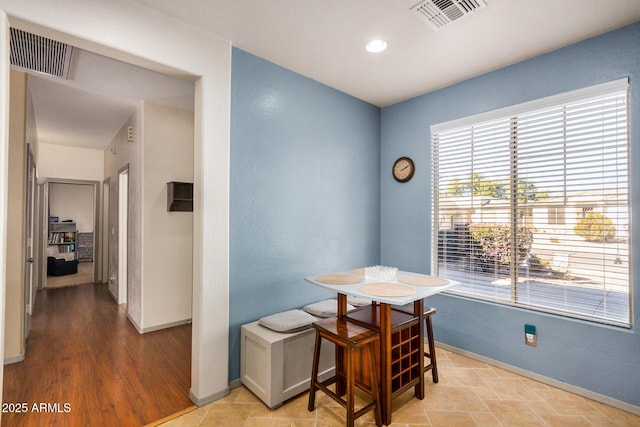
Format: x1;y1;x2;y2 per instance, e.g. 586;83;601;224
525;324;537;347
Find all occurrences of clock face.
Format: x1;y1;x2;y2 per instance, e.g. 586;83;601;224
392;157;415;182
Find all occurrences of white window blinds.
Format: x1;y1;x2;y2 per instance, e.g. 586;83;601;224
432;79;630;326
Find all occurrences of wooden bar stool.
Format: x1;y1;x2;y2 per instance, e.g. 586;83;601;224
308;317;382;427
423;307;438;383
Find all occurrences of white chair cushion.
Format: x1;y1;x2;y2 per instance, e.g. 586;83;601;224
347;295;373;307
258;309;317;333
60;252;75;262
303;299;355;318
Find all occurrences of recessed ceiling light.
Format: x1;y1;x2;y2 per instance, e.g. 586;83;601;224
366;39;387;53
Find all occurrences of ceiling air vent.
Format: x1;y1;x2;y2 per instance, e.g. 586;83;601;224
9;28;74;79
411;0;487;31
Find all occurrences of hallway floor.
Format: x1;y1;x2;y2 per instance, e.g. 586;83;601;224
2;283;193;426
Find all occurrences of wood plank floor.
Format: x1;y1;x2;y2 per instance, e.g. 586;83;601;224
2;283;193;427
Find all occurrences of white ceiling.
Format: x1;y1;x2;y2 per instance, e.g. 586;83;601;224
136;0;640;107
24;48;195;150
18;0;640;150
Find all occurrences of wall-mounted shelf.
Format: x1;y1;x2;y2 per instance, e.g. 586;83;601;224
167;181;193;212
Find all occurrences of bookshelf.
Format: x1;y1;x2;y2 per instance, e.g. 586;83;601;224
48;222;77;259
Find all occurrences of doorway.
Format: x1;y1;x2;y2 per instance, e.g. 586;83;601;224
118;167;128;307
44;180;99;289
0;5;231;407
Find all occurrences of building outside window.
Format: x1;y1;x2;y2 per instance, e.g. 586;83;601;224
547;207;565;225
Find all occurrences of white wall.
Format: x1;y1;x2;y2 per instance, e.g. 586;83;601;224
0;0;231;405
38;143;103;182
104;113;142;323
4;69;26;363
103;102;195;332
49;183;95;233
142;101;193;329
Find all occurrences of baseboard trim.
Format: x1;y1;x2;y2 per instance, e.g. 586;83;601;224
189;386;230;407
126;312;191;334
229;378;242;389
3;353;25;365
436;341;640;417
127;313;144;334
141;319;192;334
108;288;118;303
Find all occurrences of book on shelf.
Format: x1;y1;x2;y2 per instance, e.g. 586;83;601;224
48;231;76;244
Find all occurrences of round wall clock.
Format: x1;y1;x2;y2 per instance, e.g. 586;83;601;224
392;157;415;183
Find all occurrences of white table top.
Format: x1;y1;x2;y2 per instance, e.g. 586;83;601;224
305;270;459;305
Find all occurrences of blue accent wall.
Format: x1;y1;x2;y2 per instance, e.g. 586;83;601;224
229;48;381;379
380;23;640;406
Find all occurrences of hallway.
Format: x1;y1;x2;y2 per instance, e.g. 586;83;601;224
2;283;193;426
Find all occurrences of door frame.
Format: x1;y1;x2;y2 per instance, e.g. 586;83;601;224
0;4;232;405
117;166;128;307
101;177;110;285
43;178;101;289
0;9;9;387
22;144;35;345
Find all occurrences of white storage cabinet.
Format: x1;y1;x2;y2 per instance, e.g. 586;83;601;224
240;321;335;408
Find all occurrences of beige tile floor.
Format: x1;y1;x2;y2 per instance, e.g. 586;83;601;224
158;347;640;427
46;261;94;288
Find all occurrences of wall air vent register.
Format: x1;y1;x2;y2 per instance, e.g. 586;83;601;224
9;28;74;79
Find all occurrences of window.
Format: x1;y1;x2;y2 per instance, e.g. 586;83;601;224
547;207;565;225
432;79;630;326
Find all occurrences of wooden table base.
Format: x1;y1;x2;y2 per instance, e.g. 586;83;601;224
337;294;425;425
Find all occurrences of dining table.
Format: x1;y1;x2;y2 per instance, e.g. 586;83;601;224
305;268;458;426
